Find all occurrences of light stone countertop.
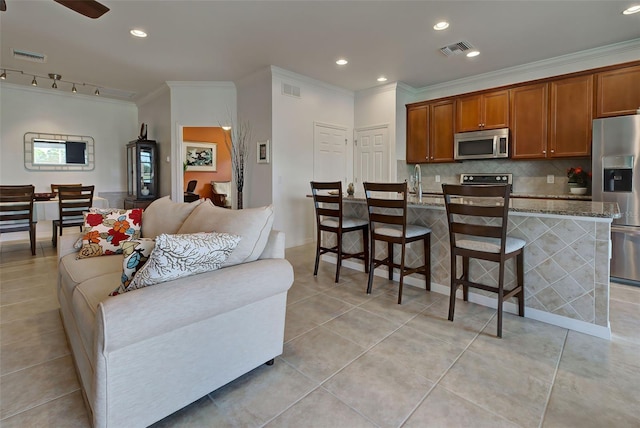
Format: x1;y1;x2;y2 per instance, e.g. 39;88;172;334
342;193;620;219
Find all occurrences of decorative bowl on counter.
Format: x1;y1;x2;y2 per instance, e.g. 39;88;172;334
569;187;588;195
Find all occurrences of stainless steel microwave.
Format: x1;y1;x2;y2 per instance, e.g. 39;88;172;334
454;128;509;160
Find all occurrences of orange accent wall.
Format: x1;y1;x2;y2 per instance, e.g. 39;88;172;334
183;127;232;200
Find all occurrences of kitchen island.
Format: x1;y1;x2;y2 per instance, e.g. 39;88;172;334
322;194;620;339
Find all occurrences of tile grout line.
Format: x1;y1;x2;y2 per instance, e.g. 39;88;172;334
397;311;496;427
537;329;569;428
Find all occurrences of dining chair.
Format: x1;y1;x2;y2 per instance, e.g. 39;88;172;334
310;181;369;283
0;185;37;255
51;183;82;196
442;183;525;338
52;185;94;248
363;182;431;304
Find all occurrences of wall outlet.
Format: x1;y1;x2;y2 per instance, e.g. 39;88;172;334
547;174;555;184
435;175;441;183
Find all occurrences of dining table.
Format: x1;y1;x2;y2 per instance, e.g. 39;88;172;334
33;196;109;221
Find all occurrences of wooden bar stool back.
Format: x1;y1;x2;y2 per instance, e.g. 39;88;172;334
310;181;369;283
0;185;36;255
442;183;525;337
52;185;94;247
363;182;431;304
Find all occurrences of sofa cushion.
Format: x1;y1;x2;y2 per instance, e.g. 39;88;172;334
142;196;204;239
127;232;241;291
77;209;142;259
177;201;274;267
59;252;124;298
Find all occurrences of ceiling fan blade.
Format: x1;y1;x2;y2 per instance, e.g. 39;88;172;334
54;0;109;19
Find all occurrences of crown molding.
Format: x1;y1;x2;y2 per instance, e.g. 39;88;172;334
415;38;640;100
166;81;236;89
0;81;136;106
270;66;354;97
136;83;170;107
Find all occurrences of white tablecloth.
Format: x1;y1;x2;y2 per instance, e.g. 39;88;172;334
33;196;109;221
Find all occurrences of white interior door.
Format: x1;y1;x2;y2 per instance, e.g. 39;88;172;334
313;122;347;183
355;125;389;185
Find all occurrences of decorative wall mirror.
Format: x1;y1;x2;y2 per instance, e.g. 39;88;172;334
24;132;95;171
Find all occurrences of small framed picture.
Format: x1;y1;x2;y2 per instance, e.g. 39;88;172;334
184;142;217;171
257;140;270;164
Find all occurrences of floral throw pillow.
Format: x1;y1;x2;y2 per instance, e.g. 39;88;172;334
109;238;156;296
120;232;241;292
77;209;143;259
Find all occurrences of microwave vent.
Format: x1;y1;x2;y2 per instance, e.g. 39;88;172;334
439;41;474;57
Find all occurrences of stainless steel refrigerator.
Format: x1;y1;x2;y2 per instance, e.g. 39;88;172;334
592;114;640;286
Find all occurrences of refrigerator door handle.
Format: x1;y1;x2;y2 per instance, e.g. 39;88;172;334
611;225;640;236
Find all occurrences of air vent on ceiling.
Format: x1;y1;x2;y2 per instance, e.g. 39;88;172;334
12;48;47;63
439;41;474;57
282;82;301;98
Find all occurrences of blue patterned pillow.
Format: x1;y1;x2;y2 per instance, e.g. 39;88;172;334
110;238;155;296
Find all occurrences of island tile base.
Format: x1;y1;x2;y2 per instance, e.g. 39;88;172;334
321;200;612;339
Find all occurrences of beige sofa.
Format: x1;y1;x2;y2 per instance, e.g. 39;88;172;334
57;203;293;428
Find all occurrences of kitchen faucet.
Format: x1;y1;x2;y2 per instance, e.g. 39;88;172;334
414;164;422;200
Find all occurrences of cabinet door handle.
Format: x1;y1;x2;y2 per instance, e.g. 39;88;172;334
551;150;555;153
542;150;546;154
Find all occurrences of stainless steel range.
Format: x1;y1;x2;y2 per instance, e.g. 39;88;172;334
460;173;513;191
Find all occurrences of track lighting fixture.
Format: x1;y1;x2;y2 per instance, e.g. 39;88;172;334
0;68;109;96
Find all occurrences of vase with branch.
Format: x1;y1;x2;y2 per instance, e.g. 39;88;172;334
224;119;251;209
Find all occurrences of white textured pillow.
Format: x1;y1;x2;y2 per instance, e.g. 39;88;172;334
141;196;204;239
177;201;274;267
127;232;241;291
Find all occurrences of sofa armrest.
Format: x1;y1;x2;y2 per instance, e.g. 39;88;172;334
58;233;82;259
258;230;285;259
95;258;293;354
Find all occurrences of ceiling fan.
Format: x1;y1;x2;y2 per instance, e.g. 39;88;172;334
0;0;110;19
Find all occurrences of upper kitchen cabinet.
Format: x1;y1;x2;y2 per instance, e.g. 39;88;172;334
406;104;428;163
429;100;455;162
510;83;549;159
455;90;509;132
406;100;454;164
595;64;640;118
549;74;593;158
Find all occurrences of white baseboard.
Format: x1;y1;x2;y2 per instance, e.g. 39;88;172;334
326;255;611;340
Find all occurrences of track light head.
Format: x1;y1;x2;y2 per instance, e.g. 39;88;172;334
0;70;6;80
72;84;77;93
31;76;37;86
94;88;100;96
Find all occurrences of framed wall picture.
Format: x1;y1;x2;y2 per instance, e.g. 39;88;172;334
184;142;217;171
257;140;270;164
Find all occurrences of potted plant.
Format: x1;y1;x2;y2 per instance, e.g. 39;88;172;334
224;119;251;209
567;166;591;194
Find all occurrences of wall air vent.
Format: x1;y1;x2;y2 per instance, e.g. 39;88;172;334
11;48;47;63
282;82;301;98
439;41;474;57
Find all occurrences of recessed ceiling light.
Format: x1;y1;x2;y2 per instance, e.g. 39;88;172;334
466;50;480;58
622;5;640;14
377;76;388;82
433;21;449;30
336;58;348;65
130;29;148;38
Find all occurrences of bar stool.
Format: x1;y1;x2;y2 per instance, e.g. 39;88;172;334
310;181;369;283
363;182;431;304
442;183;525;338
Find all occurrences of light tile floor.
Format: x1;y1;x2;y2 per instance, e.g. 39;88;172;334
1;239;639;427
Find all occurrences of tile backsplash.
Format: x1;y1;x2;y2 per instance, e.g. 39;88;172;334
399;158;592;195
